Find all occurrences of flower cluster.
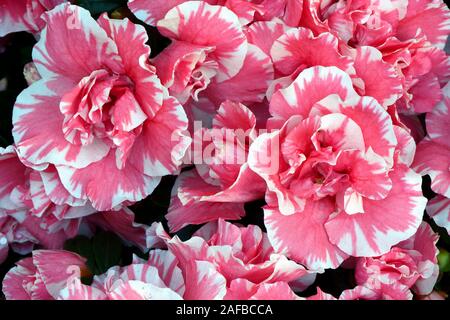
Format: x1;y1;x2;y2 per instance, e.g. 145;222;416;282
0;0;449;300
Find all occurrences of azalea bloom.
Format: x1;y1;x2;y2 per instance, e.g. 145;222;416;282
12;4;191;211
248;66;427;270
147;219;315;299
148;1;273;109
0;146;150;263
167;101;266;231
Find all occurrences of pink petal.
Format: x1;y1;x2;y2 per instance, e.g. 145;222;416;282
128;94;191;177
250;282;301;300
325;165;426;257
269;66;357;128
56;151;161;211
312;96;397;166
58;278;107;300
427;195;450;234
426;82;450;147
271;28;352;77
0;146;27;210
245;21;291;57
397;0;450;49
147;250;185;295
265;197;349;270
33;3;120;82
33;249;87;299
2;258;38;300
353;46;403;107
168;237;227;300
413;139;450;198
98;14;164;118
203;44;274;106
167;176;245;232
128;0;190;26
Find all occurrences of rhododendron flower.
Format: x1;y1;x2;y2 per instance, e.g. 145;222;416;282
167;101;266;231
0;146;92;261
354;222;440;297
2;250;88;300
248;66;427;269
414;82;450;233
0;0;66;37
150;1;273;107
0;146;150;261
12;4;191;211
147;219;315;299
59;249;227;300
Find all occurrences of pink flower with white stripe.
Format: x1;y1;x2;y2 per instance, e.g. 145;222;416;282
150;2;273;107
167;101;266;231
12;4;191;211
0;146;94;262
59;250;226;300
2;250;89;300
248;66;427;270
0;146;150;260
0;0;66;37
414;82;450;233
148;219;315;299
354;222;440;297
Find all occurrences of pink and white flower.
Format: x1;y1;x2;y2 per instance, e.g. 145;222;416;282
150;2;273;108
148;219;315;299
167;101;266;231
12;4;191;211
59;249;226;300
0;146;150;261
248;66;426;269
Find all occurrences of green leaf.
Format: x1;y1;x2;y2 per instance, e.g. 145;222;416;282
92;231;123;274
438;249;450;273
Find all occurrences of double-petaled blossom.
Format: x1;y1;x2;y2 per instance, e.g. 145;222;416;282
0;0;66;37
12;4;191;211
146;1;273;110
248;66;427;270
167;101;266;231
0;146;150;263
147;219;315;299
413;82;450;234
